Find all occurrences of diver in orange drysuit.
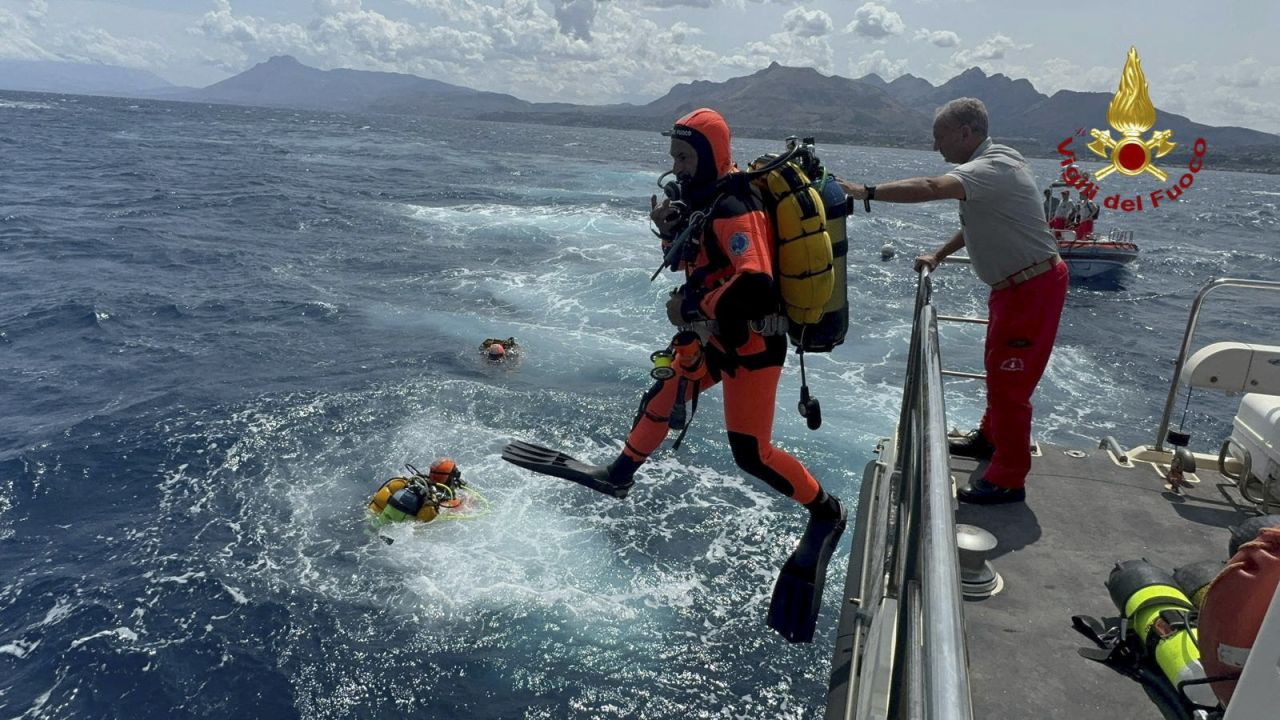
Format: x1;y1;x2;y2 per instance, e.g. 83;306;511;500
504;108;846;643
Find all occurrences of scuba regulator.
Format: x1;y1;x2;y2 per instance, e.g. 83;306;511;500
650;171;711;281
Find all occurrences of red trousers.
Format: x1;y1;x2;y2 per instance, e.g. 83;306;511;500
1048;216;1067;241
980;261;1069;489
1074;219;1094;240
620;362;822;504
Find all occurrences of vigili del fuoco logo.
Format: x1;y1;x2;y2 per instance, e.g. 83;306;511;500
1055;47;1207;213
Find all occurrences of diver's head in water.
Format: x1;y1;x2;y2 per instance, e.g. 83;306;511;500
663;108;732;206
429;457;461;487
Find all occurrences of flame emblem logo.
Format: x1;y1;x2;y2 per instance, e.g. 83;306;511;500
1087;47;1176;181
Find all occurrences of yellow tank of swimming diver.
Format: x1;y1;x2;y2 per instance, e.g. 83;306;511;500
1106;559;1218;707
369;477;441;522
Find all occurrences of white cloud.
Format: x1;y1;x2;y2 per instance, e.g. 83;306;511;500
1167;61;1199;83
1024;57;1115;96
182;0;850;103
735;7;844;74
1215;57;1280;88
0;3;169;67
57;27;173;68
846;3;904;40
849;49;908;79
551;0;598;41
195;1;313;63
0;7;52;60
782;7;833;39
914;28;959;48
949;33;1027;66
634;0;715;7
1191;91;1280;133
314;0;362;13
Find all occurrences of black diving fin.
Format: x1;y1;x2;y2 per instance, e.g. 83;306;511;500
767;501;848;643
501;441;634;499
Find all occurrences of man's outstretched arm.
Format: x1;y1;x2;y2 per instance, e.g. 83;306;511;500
837;175;966;203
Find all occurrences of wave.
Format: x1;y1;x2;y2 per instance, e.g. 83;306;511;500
0;99;58;111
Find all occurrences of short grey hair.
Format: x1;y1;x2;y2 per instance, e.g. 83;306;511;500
934;97;989;138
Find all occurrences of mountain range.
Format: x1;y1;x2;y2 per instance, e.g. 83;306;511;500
4;56;1278;172
0;59;174;97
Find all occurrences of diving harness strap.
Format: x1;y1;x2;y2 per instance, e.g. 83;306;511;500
669;377;699;452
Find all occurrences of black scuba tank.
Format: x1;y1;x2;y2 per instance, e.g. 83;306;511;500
787;174;850;352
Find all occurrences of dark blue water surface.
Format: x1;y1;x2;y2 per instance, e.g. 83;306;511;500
2;90;1279;719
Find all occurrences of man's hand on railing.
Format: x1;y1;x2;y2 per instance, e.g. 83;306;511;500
914;253;940;273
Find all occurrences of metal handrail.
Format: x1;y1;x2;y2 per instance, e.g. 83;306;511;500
885;266;974;719
1153;278;1280;452
918;303;974;718
834;261;975;720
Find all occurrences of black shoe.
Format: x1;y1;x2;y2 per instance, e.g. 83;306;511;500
949;428;994;460
958;477;1025;505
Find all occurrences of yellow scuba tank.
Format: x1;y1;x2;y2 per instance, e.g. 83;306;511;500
748;152;833;327
749;138;849;352
1106;559;1218;708
747;138;852;431
369;477;440;523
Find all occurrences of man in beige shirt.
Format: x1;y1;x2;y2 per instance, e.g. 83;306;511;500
839;97;1069;504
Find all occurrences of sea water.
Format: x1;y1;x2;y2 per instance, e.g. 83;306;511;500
2;90;1279;719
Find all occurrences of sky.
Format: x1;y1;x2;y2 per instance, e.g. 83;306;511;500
2;0;1279;134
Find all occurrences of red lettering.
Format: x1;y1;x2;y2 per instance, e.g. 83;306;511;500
1064;166;1081;183
1179;173;1194;189
1194;137;1207;156
1190;155;1203;173
1149;189;1165;209
1080;183;1098;201
1121;198;1136;212
1137;194;1144;211
1168;184;1184;201
1057;138;1076;160
1104;194;1120;210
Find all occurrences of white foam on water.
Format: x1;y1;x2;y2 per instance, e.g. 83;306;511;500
39;597;76;627
403;202;643;243
68;627;138;649
0;99;58;111
0;638;41;658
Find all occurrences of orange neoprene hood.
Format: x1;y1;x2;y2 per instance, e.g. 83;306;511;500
671;108;733;182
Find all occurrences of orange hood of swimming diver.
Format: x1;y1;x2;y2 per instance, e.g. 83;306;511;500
670;108;734;188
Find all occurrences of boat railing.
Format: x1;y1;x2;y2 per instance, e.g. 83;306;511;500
834;260;975;719
1152;278;1280;452
1105;228;1134;245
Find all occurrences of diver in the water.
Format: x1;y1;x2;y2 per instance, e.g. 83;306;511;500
369;458;466;524
480;337;518;361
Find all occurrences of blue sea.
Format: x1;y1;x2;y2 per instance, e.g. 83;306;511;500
2;90;1279;720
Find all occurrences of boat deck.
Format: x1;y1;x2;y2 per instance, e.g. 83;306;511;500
953;441;1254;720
